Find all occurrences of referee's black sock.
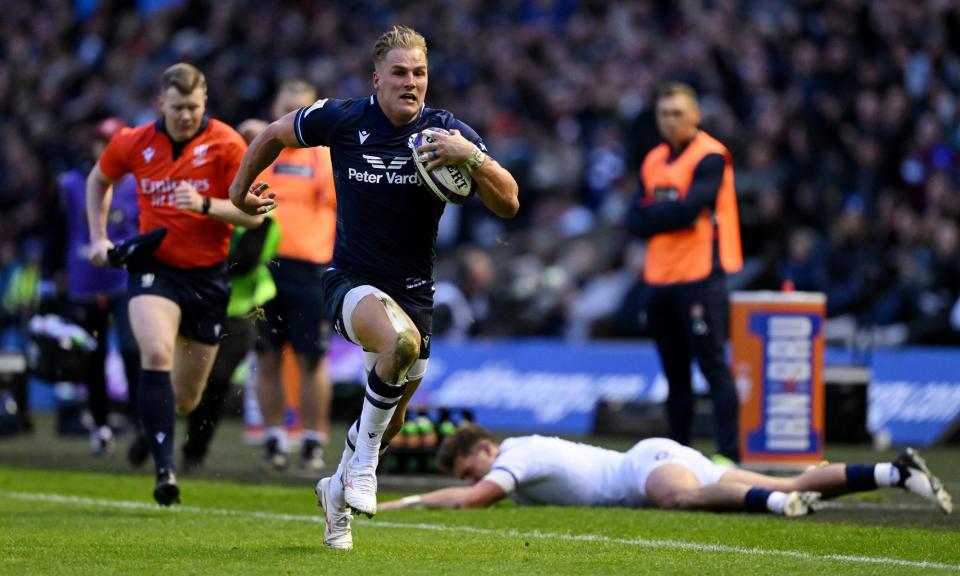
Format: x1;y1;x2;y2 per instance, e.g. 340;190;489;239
139;369;175;473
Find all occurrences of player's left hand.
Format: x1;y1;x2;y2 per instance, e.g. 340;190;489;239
417;129;475;172
173;181;204;213
233;182;277;215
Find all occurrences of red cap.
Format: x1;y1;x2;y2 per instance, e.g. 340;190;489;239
95;117;127;141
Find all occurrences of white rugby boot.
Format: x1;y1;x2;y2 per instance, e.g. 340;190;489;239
343;457;378;518
782;491;821;517
895;448;953;514
316;476;353;550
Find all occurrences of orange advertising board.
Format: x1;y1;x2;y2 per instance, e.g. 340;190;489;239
731;292;825;469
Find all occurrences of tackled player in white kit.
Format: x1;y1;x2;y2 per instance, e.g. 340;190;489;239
379;424;953;517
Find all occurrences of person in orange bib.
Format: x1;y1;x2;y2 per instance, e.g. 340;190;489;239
626;82;743;462
236;79;337;472
86;63;264;505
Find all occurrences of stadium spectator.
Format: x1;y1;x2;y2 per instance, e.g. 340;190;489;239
229;25;519;549
378;424;953;516
241;79;337;473
433;247;496;340
44;117;141;456
2;1;960;343
625;83;742;463
86;63;262;506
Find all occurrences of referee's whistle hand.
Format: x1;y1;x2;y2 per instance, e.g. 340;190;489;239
173;181;202;212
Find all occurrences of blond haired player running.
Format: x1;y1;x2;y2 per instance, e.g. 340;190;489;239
229;27;519;549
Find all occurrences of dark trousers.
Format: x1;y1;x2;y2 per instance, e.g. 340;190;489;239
647;271;740;461
64;297;140;429
183;315;257;462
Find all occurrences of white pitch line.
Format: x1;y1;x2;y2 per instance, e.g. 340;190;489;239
1;490;957;572
816;501;934;512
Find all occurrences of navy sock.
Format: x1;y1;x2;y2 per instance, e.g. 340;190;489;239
845;464;878;492
139;369;175;474
366;366;407;402
346;419;360;452
744;488;772;513
354;367;406;460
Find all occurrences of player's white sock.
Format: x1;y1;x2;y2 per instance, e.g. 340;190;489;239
266;426;288;452
333;410;399;503
766;491;790;514
875;462;900;487
352;368;405;467
330;421;360;506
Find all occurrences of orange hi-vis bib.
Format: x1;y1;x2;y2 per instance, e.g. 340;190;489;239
257;146;336;263
640;131;742;285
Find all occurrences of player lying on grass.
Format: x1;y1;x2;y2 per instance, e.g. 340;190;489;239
379;424;953;517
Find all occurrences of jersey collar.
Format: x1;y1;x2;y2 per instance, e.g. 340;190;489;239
155;115;211;160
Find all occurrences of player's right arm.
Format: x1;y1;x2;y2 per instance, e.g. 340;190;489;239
232;98;345;215
378;481;506;511
228;111;300;215
85;162;117;267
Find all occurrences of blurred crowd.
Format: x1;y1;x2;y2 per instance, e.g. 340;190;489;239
2;0;959;346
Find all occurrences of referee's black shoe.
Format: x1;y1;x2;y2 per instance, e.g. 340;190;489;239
153;469;181;507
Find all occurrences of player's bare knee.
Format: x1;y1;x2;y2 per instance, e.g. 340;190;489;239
140;348;172;370
387;328;419;381
396;327;420;365
175;393;201;415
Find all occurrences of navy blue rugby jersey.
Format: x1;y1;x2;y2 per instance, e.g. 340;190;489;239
293;94;486;287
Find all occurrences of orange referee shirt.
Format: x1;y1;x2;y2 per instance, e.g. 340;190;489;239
98;118;247;269
258;146;336;263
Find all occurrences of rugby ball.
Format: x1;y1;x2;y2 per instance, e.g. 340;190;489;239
408;129;475;205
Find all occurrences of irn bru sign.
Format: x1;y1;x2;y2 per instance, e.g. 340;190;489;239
732;292;825;469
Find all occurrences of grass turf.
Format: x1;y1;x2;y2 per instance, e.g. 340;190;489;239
1;415;958;573
1;465;958;575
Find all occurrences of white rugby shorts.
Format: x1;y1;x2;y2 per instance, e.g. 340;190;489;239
626;438;728;499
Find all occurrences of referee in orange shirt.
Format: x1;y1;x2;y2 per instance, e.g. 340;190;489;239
87;63;263;504
239;80;338;471
626;83;743;462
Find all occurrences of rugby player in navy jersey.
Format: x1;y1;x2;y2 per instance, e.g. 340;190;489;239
229;26;518;549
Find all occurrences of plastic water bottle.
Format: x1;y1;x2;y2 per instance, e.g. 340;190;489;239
417;415;437;449
439;419;456;438
402;420;421;449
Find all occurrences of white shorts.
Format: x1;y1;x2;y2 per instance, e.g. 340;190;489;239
626;438;728;500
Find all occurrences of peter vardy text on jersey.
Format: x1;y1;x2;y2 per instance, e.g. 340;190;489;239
347;167;420;185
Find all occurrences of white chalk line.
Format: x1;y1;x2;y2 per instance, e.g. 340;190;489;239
0;490;957;572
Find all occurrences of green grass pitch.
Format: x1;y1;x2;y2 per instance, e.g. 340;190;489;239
1;464;958;575
1;416;958;574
